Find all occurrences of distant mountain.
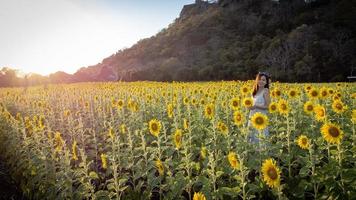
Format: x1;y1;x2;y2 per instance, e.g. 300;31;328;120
80;0;355;82
1;0;355;87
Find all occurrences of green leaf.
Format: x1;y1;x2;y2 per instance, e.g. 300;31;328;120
217;186;241;198
89;171;99;179
299;166;310;177
95;190;110;200
119;178;128;186
107;183;115;191
216;170;224;178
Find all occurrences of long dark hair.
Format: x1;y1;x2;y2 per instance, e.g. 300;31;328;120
252;72;269;97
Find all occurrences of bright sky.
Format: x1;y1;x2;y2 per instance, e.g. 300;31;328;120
0;0;194;75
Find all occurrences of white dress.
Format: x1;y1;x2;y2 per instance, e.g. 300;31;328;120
247;89;269;143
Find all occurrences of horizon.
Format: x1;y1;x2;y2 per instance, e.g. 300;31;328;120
0;0;195;76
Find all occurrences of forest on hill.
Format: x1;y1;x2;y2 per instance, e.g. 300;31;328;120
1;0;355;87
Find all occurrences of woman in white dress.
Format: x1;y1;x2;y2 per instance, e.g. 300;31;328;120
247;72;271;143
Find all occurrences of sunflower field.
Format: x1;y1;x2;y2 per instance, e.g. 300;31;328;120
0;81;355;200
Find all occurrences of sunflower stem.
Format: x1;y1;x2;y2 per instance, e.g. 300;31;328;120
309;142;318;200
239;157;247;200
277;187;282;200
286;115;291;178
337;143;344;191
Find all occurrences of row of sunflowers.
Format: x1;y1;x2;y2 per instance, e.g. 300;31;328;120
0;81;355;199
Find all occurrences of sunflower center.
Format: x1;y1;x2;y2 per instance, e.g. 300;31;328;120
221;125;227;131
207;108;212;115
322;91;327;96
290;91;296;96
302;138;308;145
267;168;278;180
307;105;313;111
328;127;340;138
236;115;242;121
151;123;158;131
312;91;318;96
281;104;287;110
246;101;251;106
243;88;247;93
233;101;238;107
175;135;181;142
335;103;342;109
256;117;264;125
231;159;237;167
317;109;325;116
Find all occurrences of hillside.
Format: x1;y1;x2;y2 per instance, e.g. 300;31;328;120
1;0;356;86
89;0;356;82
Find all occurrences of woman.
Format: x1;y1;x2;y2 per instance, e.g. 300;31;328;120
247;72;271;143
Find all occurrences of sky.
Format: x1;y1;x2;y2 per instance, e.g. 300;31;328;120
0;0;194;76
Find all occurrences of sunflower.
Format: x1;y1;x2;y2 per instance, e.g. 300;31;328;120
148;119;161;137
352;110;356;124
108;127;115;140
183;118;189;130
72;140;78;160
193;192;206;200
38;115;45;130
272;88;282;98
15;113;22;122
200;98;206;106
233;111;244;126
319;87;329;99
288;89;298;98
200;146;207;160
278;99;289;115
227;152;240;169
250;112;268;130
332;94;341;101
191;98;198;106
243;97;253;108
308;88;319;99
84;101;90;108
120;124;127;134
221;101;227;108
240;86;250;96
332;100;347;114
204;103;215;119
101;153;108;169
167;103;174;118
304;84;312;92
173;129;182;149
54;132;65;152
111;98;117;107
155;159;164;176
296;135;309;150
328;88;335;95
183;97;189;105
217;121;229;135
269;102;278;113
320;123;344;144
230;97;240;110
64;110;71;117
303;101;314;115
261;158;281;188
314;105;326;122
351;93;356;99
